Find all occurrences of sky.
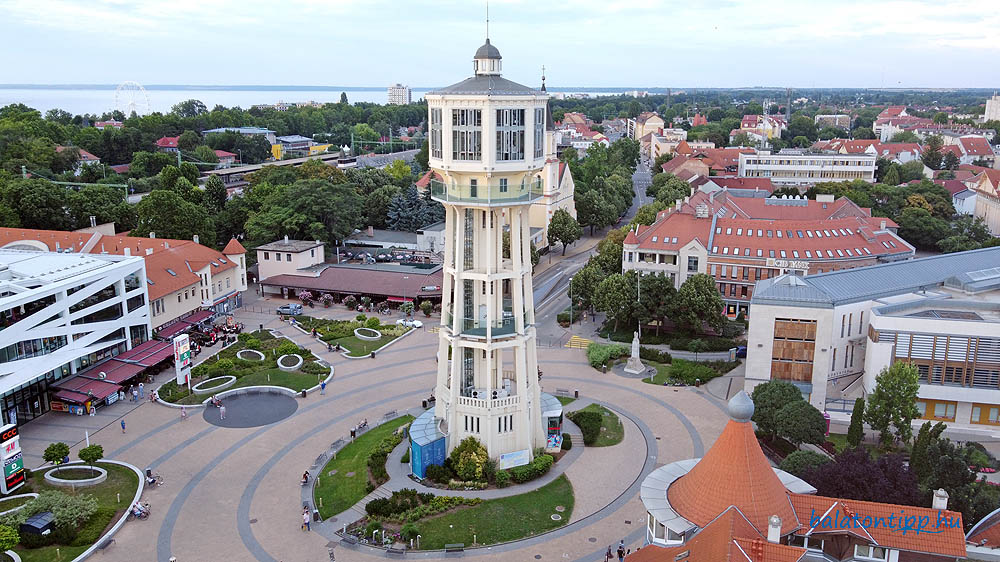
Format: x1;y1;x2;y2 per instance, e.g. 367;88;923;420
1;0;998;89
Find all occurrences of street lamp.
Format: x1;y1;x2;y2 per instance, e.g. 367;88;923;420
569;276;573;328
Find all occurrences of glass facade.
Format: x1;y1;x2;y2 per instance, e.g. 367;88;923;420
495;109;525;161
452;109;482;161
1;362;70;425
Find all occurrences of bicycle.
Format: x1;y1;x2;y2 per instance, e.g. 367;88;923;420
145;469;165;487
127;501;151;521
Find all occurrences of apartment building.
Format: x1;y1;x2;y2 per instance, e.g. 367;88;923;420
0;249;150;424
739;149;876;186
744;247;1000;420
0;229;247;334
387;83;412;105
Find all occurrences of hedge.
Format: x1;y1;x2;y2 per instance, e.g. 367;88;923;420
508;454;554;484
561;433;573;450
586;343;629;368
567;410;602;445
668;336;737;352
639;346;671;364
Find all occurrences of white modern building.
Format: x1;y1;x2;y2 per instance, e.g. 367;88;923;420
985;93;1000;123
412;37;556;470
745;247;1000;427
738;149;876;186
387;83;412;105
0;249;151;425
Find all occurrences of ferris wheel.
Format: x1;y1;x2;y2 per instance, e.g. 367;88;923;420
115;81;151;116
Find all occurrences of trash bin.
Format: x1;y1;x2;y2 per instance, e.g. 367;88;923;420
301;390;307;398
602;365;607;374
574;389;579;399
422;400;428;409
313;509;320;522
370;351;376;359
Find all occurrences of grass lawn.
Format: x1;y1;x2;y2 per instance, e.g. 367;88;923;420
314;415;414;518
333;333;400;357
416;474;574;550
578;404;624;447
641;361;671;385
825;433;881;456
13;462;139;562
0;495;31;513
230;368;320;391
556;396;576;406
45;467;104;480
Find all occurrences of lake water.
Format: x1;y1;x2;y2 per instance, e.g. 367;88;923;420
0;86;630;115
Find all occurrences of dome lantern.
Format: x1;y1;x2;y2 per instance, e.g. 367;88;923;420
473;39;502;76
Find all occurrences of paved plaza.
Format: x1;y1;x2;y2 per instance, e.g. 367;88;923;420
17;301;736;562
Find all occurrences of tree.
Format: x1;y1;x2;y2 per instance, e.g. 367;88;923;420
804;448;920;506
942;151;960;170
779;450;830;478
386;186;428;232
567;263;603;311
384;159;412;185
158;164;181;191
415;139;429;171
204;175;228;214
688;338;707;361
889;131;920;143
750;380;803;440
670;274;725;334
233;135;271;164
593;273;631;331
921;135;943;170
0;525;17;553
933;111;949;124
851;127;877;140
846;397;866;448
652;152;674;172
865;362;920;447
177;130;200;151
340;92;349;104
630;200;667;227
649;173;690;205
134;189;215;245
575;190;615;235
791;135;810;148
43;442;70;465
777;400;827;447
171;99;207;118
78;443;104;476
882;166;899;186
909;421;947;484
419;300;433;317
547;209;582;255
192;144;219;165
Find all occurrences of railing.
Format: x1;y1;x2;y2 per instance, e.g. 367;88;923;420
429;178;543;205
443;311;530;337
457;394;520;409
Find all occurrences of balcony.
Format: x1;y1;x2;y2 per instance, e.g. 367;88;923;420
444;311;528;338
457;394;520;410
429;178;543;206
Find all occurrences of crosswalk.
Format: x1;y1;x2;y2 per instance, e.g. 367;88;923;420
428;326;441;334
565;335;592;349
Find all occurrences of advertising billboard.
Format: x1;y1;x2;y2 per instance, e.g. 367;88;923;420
0;423;24;493
174;334;192;386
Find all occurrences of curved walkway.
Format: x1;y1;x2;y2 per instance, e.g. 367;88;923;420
33;310;728;562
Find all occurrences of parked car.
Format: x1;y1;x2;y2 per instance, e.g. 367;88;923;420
736;346;747;358
277;303;303;315
396;318;423;329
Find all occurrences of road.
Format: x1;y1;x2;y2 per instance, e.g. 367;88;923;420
628;158;652;219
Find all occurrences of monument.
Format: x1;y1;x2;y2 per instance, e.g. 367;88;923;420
624;331;646;375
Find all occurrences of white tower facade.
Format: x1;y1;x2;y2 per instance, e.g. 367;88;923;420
426;39;549;461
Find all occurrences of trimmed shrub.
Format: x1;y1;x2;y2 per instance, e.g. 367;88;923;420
425;464;451;484
668;359;719;385
276;340;300;357
779;450;831;478
356;313;367;322
508;454;554;484
568;410;602;445
586;343;629;368
365;316;381;329
401;522;419;540
300;362;328;375
639;346;671;364
561;433;573;450
495;469;511;488
344;295;357;309
401;448;410;463
449;437;489;482
668;336;737;352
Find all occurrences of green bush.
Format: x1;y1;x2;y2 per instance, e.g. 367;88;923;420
367;428;409;485
508;454;554;484
276;340;301;357
0;490;97;530
495;469;511;488
668;336;737;352
450;437;489;482
568;410;602;445
238;335;262;350
365;316;381;329
668;359;719;385
586;343;629;368
401;522;420;540
71;506;116;546
639;346;671;364
300;361;328;375
401;448;410;463
720;319;745;338
779;450;831;478
214;358;234;375
356;314;367;322
561;433;573;450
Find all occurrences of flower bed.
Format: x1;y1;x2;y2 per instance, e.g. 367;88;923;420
293;316;410;357
277;354;303;372
44;465;107;487
353;327;382;341
236;349;265;361
191;375;237;394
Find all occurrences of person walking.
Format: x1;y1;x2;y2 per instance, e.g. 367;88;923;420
138;382;144;399
181;407;187;421
120;418;126;433
132;388;138;402
219;405;226;420
320;381;326;395
605;545;612;562
302;510;311;531
617;541;625;562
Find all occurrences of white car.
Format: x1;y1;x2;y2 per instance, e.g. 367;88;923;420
395;318;423;329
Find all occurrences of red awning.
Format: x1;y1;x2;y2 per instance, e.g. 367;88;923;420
52;377;120;403
98;361;145;384
116;340;173;366
182;310;214;325
116;339;162;361
139;345;174;366
156;321;190;340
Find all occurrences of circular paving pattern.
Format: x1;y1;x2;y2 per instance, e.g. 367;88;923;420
353;327;382;341
276;354;303;371
203;393;298;428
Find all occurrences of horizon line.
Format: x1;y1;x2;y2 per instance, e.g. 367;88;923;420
0;84;994;93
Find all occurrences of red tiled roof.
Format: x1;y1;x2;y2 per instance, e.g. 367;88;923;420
692;147;755;171
691;113;707;127
710;178;774;193
968;509;1000;548
959;136;993;156
628;508;806;562
222;238;247;255
155;136;180;148
939;179;969;196
879;105;907;118
839;140;878;153
55;146;100;162
789;494;966;558
669;413;799;535
875;142;922;159
214;149;237;158
109;164;130;174
939;145;963;158
675;140;693;155
415;170;442;189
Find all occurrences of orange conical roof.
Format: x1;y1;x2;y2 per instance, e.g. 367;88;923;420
667;391;798;535
222;238;246;255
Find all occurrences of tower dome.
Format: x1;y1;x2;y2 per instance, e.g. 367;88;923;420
473;39;502;76
728;390;754;422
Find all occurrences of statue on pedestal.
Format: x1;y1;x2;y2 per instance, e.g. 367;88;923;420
624;331;646;375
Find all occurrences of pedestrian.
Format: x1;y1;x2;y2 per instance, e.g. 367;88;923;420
320;380;326;395
605;546;612;562
302;510;311;531
138;382;144;399
219;405;226;420
120;418;126;433
617;541;625;562
132;388;138;402
181;407;187;421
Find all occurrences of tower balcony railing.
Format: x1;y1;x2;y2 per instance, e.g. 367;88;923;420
429;178;543;205
442;310;530;338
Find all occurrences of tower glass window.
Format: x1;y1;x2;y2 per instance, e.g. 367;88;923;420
430;108;442;158
452;109;481;161
534;108;544;158
496;109;525;161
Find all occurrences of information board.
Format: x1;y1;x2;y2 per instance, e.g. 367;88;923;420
0;423;24;493
174;334;192;385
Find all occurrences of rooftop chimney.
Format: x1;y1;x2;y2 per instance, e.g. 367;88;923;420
933;489;949;510
880;220;886;230
89;215;97;228
284;235;289;243
124;247;131;256
164;241;170;249
149;232;156;239
55;242;60;251
767;515;781;543
193;234;199;245
367;225;374;237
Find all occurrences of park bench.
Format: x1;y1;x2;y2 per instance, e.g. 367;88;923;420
444;543;464;552
383;410;397;420
555;388;571;396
